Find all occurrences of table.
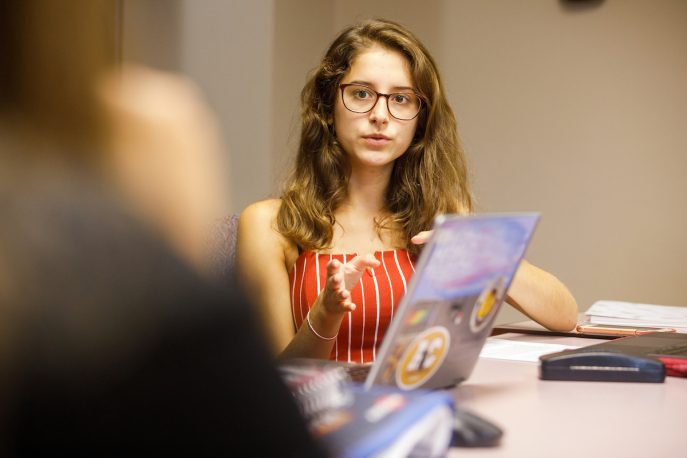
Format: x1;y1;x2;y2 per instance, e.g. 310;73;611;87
447;332;687;457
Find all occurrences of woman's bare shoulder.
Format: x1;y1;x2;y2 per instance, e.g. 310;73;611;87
239;199;297;263
240;198;282;223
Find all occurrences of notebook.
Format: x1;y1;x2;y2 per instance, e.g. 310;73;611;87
352;213;540;390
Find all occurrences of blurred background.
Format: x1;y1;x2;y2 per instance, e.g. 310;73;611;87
120;0;687;323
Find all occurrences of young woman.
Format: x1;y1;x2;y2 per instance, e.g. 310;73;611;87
237;19;578;363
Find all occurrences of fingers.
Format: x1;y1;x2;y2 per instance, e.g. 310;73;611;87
325;265;346;296
411;230;433;245
326;258;342;275
323;257;372;314
328;255;379;279
355;253;381;269
323;260;352;312
341;254;379;290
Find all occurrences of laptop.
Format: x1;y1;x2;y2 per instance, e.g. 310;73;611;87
349;213;541;390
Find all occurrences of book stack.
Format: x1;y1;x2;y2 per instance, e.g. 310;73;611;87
279;360;455;458
585;300;687;333
279;360;353;427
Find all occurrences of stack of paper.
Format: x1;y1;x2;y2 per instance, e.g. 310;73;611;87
279;360;455;457
585;300;687;333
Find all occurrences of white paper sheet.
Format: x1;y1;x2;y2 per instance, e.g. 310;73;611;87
479;338;578;362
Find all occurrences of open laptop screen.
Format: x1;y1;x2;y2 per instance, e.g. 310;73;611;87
366;213;540;390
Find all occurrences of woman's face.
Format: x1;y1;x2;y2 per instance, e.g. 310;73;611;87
333;45;419;173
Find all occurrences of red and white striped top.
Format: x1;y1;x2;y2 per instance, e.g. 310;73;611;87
289;250;416;363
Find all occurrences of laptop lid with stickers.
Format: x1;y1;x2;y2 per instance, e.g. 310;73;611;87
364;213;540;390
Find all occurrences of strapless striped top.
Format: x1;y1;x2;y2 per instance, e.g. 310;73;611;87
289;250;416;363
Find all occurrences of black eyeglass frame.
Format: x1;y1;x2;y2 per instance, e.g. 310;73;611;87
338;83;425;121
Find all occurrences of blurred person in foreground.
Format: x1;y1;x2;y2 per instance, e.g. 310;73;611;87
0;2;321;456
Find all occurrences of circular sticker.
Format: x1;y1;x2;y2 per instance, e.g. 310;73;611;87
395;326;450;390
469;276;506;333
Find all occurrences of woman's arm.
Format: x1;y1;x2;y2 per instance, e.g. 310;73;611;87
236;200;296;354
505;259;578;331
236;200;378;359
411;231;578;331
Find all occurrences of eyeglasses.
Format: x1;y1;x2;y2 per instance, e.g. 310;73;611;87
339;84;424;121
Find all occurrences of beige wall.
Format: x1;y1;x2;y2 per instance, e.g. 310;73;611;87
124;0;687;322
271;0;335;185
179;1;275;212
123;0;275;212
435;0;687;321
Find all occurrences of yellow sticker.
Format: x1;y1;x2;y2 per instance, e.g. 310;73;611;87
395;326;450;390
476;288;497;320
470;276;506;333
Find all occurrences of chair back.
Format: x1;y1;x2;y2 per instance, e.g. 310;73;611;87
208;213;239;281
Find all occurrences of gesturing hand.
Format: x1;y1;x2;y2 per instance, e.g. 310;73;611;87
410;230;433;246
321;254;380;314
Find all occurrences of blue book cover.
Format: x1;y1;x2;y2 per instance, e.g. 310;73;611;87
313;383;454;458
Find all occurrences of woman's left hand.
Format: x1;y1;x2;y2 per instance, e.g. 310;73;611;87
410;230;433;245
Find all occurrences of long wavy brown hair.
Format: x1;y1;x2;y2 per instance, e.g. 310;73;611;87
277;18;473;256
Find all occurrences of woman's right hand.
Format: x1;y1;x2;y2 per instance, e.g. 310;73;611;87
320;254;380;314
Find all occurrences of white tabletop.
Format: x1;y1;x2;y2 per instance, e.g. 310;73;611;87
447;333;687;458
